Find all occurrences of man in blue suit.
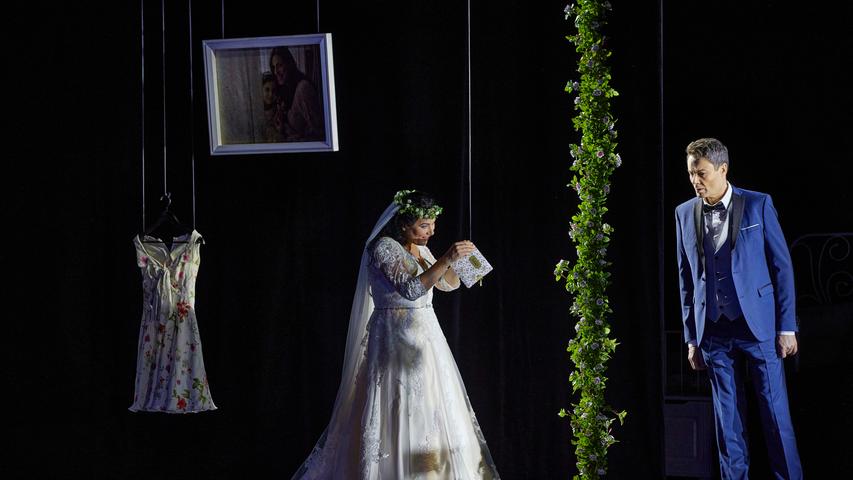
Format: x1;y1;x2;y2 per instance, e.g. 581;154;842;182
675;138;802;479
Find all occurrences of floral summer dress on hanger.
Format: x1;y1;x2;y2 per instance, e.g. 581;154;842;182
130;230;216;413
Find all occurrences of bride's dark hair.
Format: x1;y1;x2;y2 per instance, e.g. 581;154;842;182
378;190;439;244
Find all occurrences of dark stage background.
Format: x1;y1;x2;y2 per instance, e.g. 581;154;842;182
6;1;851;478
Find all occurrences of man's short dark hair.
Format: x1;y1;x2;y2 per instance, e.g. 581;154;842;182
686;138;729;169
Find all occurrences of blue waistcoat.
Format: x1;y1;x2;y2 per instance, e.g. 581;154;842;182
703;227;743;322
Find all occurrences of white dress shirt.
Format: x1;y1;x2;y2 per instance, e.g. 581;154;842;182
703;182;733;252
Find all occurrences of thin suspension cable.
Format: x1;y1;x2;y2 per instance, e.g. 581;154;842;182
466;0;472;239
189;0;197;228
161;0;168;197
658;0;669;394
141;0;146;231
316;0;320;32
221;0;225;38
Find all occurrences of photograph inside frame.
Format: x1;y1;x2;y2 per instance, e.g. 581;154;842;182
203;34;338;154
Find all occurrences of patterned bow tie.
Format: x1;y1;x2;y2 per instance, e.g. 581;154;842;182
702;202;726;214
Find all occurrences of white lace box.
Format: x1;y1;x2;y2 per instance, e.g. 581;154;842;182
450;249;493;288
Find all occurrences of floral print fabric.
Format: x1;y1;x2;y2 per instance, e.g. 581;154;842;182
130;230;216;413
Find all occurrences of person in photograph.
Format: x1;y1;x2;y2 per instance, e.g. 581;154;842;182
261;71;284;143
675;138;802;479
269;46;325;142
292;190;500;479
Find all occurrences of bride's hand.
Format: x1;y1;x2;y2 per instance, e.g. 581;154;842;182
443;241;476;264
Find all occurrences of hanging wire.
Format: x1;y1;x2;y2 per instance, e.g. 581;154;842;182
316;0;321;32
141;0;198;234
188;0;197;229
466;0;473;239
658;0;669;393
161;0;168;197
141;0;146;232
221;0;225;38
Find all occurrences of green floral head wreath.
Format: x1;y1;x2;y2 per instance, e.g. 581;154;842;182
393;189;443;219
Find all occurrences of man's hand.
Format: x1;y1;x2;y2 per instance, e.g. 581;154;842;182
687;344;707;370
777;334;798;358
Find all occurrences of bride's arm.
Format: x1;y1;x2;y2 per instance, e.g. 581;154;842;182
422;246;460;291
373;237;456;299
423;241;474;291
440;264;461;290
374;238;428;300
373;238;472;299
418;256;454;291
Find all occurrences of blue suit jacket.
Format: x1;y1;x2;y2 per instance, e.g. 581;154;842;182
675;186;797;344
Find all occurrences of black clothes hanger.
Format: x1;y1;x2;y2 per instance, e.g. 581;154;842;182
141;193;196;246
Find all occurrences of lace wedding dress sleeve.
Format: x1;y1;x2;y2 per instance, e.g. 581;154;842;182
372;237;427;300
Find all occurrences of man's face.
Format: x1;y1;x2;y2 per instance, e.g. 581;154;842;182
687;155;728;201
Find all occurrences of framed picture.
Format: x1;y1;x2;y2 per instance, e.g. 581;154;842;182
202;33;338;155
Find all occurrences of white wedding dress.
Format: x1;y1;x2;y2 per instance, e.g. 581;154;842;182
293;220;499;479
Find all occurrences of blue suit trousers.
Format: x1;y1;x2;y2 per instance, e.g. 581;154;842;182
701;317;802;480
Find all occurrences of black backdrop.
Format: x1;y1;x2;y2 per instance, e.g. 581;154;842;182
6;0;851;478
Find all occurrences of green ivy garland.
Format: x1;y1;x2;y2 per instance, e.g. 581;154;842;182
554;1;626;478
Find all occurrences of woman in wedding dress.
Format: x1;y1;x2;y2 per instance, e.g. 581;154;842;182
293;190;499;479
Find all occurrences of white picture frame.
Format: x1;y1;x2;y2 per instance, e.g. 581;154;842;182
202;33;338;155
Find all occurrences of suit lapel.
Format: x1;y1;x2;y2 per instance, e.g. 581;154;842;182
729;188;744;250
693;198;704;266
